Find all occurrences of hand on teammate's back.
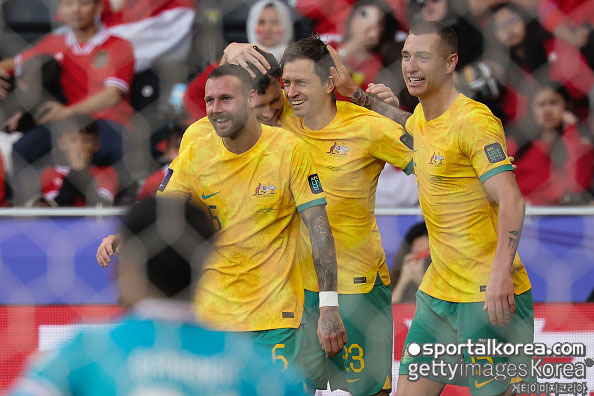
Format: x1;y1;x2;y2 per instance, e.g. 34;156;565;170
96;234;122;267
317;306;347;357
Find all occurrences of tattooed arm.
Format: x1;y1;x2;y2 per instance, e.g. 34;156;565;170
351;86;412;127
300;204;347;357
327;45;412;127
482;171;526;327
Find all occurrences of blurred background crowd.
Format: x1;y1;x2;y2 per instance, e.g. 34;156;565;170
0;0;593;208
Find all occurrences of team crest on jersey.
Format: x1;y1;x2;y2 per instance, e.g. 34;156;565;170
93;51;109;68
326;142;350;156
428;152;445;166
253;182;277;197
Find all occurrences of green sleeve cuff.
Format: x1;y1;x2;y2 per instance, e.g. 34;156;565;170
297;197;327;213
480;164;513;183
403;160;414;175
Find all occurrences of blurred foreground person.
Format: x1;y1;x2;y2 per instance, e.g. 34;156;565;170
9;197;305;396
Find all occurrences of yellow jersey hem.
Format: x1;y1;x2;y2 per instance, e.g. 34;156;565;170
418;284;532;303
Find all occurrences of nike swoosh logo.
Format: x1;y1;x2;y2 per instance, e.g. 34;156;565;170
201;192;220;200
475;378;495;388
347;378;360;383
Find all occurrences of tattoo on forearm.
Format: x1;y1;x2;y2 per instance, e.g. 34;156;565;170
351;87;411;127
508;230;521;258
307;212;337;291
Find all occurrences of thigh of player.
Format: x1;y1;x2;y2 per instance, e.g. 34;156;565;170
458;289;535;396
247;326;303;374
398;290;465;387
330;278;394;396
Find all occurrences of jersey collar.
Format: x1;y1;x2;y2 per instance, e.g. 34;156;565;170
65;24;109;55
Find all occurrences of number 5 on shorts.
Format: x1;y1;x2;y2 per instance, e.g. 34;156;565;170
272;343;288;371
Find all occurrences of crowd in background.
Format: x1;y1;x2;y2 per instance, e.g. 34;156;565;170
0;0;592;207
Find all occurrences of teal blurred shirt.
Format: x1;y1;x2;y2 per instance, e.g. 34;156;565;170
9;299;305;396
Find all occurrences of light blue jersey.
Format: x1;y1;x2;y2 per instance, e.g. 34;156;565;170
9;300;305;396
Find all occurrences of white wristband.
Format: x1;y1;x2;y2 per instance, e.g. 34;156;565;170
319;291;339;307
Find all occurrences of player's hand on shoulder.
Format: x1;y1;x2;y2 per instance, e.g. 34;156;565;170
508;156;517;172
317;306;347;358
222;43;270;78
483;264;516;327
96;233;122;267
366;83;399;106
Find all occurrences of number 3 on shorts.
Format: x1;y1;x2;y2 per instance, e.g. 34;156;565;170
272;343;288;371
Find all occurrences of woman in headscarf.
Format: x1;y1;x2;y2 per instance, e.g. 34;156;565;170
246;0;294;62
184;1;295;121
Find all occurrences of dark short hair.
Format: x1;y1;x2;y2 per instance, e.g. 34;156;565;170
281;36;335;82
207;64;256;92
409;21;458;56
120;197;215;298
404;222;428;245
248;47;282;95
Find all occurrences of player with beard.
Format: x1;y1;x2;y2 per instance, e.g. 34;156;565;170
97;64;346;380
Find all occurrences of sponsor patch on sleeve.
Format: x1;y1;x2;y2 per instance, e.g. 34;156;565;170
484;143;506;163
158;168;173;192
308;174;323;194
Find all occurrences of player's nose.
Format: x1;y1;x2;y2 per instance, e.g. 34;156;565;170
286;84;299;98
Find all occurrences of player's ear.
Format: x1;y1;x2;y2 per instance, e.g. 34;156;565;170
247;88;258;107
446;53;458;74
325;76;335;94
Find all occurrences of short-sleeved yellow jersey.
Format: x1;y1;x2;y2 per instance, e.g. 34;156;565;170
162;117;327;331
407;94;531;302
281;99;413;294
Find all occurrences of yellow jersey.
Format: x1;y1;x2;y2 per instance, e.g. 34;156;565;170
407;94;531;302
161;117;327;331
281;99;413;294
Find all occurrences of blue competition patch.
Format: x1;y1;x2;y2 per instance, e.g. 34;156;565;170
158;168;173;192
308;174;323;194
484;143;506;163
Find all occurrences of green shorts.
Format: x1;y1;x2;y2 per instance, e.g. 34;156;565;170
300;275;393;396
399;290;535;396
247;327;303;374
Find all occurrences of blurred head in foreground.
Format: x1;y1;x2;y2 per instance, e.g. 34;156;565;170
117;197;215;307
